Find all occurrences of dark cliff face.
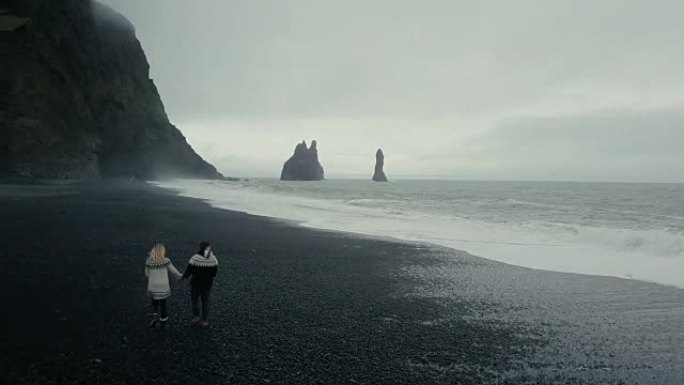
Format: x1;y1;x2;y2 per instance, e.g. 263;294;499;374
1;0;223;179
280;140;324;181
372;148;388;182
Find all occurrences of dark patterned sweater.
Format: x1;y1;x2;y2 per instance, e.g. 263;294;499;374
182;253;218;289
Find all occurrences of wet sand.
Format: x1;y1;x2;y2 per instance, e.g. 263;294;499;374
0;180;682;384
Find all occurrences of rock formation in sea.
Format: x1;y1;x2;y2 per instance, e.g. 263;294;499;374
372;149;388;182
1;0;223;179
280;140;325;181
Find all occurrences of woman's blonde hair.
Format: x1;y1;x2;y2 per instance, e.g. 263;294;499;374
149;243;166;263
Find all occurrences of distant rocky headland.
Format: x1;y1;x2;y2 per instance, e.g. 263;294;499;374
1;0;223;179
372;148;388;182
280;140;324;181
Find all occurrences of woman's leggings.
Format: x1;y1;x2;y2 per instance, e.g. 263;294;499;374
152;298;168;322
191;286;211;320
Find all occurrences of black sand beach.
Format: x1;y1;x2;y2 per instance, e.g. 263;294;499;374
0;181;682;384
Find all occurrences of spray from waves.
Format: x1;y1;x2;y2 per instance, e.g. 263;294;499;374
153;179;684;288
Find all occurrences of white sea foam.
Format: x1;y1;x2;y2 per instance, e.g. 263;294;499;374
153;179;684;288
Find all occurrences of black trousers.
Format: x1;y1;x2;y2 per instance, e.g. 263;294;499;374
152;298;168;321
191;286;211;320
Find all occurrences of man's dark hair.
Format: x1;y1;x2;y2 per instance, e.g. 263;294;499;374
198;241;211;256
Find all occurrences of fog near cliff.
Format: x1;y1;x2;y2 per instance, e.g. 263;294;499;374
101;0;684;182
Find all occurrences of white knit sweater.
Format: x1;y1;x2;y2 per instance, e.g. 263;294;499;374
145;257;182;300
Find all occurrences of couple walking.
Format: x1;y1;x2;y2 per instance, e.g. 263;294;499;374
144;241;219;328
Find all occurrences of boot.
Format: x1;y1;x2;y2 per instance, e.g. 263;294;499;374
148;313;159;328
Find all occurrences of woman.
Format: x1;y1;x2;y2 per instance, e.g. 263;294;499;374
144;243;182;328
182;241;219;327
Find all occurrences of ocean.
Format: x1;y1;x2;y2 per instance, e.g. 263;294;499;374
154;179;684;288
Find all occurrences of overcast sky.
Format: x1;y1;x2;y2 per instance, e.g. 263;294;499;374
101;0;684;182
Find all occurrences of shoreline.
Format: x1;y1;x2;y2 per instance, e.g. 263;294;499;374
1;180;682;384
154;179;684;289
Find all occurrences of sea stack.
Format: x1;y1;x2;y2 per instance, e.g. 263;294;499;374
372;149;388;182
280;140;325;181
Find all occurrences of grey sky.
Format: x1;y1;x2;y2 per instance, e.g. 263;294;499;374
101;0;684;181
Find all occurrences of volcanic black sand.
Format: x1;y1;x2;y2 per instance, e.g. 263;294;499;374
0;180;682;384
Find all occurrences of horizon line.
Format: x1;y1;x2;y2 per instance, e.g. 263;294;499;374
221;174;684;185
